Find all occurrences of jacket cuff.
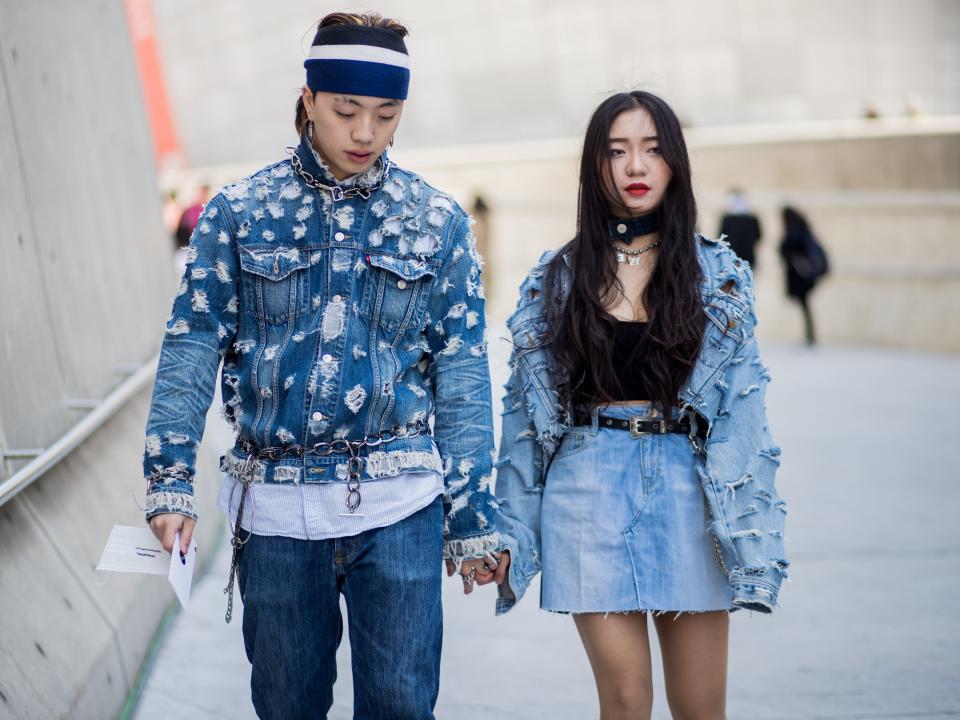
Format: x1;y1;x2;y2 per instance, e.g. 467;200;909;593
730;568;785;613
494;532;537;616
144;489;197;522
443;531;501;571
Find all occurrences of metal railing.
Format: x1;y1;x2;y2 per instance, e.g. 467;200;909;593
0;357;158;508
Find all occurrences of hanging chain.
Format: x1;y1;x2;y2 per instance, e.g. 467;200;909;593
223;453;255;624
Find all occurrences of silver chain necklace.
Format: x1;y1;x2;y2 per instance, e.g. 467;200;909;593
614;240;660;265
287;147;390;202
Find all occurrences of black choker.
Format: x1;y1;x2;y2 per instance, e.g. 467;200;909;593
609;214;660;243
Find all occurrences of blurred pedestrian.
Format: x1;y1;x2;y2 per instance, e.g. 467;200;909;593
141;11;499;720
718;187;762;268
174;183;209;250
779;206;829;346
162;189;182;248
471;193;492;298
492;91;789;719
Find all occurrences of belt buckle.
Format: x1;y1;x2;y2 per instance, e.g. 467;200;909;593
629;416;648;438
630;416;665;437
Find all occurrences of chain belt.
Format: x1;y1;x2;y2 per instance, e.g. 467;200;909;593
222;421;429;623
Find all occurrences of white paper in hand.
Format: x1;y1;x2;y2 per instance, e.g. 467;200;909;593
168;530;198;611
96;525;198;611
96;525;169;575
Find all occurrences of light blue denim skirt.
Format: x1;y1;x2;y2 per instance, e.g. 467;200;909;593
540;403;732;614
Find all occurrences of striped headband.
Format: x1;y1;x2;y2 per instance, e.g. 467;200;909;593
304;25;410;100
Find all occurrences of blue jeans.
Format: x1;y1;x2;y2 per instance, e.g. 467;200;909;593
237;495;443;720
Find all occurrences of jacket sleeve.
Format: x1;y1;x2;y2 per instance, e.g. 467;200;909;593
703;264;789;612
492;360;547;615
142;193;239;521
424;210;499;566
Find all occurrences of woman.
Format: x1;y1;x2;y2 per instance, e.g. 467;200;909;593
490;91;789;719
780;205;828;346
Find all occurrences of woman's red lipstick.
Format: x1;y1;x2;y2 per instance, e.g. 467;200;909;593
626;183;650;197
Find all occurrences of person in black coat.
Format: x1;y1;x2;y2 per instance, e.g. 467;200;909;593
779;206;829;345
718;187;762;267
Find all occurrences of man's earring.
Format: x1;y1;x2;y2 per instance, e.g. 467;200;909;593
307;119;315;139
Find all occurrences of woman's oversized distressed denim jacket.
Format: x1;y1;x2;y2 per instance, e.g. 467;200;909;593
494;235;788;614
142;136;500;562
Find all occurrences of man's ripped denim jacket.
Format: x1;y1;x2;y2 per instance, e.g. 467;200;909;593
142;136;500;564
494;235;789;613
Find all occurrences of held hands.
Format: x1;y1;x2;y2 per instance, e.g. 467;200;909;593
148;512;196;560
445;549;511;595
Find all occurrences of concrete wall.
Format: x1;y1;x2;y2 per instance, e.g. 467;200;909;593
0;3;223;718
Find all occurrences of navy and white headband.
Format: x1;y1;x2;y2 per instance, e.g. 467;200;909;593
304;25;410;100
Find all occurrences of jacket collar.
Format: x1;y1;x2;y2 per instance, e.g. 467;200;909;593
293;134;388;192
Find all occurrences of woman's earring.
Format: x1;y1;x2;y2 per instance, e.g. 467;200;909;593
307;119;315;140
389;136;395;148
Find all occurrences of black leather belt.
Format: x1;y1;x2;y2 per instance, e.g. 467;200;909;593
596;414;702;439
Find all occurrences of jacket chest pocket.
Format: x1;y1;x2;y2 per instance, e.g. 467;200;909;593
700;291;749;368
361;253;437;334
239;245;311;323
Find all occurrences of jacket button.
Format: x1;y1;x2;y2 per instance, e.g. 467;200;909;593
322;353;333;362
334;232;345;241
332;294;342;303
396;279;407;289
312;411;324;421
617;223;627;234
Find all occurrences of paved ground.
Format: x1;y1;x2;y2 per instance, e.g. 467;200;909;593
132;338;960;720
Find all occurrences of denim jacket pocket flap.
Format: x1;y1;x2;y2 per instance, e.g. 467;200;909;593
703;292;749;343
239;245;310;282
367;253;437;281
507;309;548;350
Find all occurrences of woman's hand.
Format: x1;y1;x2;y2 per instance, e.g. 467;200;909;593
489;549;510;587
148;513;196;559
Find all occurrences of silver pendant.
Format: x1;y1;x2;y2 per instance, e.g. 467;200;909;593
614;240;659;265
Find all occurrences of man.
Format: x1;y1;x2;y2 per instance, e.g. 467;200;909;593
142;12;499;719
718;187;763;268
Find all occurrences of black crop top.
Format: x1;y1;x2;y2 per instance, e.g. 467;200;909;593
573;320;654;407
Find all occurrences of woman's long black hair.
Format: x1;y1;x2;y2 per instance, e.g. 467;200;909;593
543;91;705;419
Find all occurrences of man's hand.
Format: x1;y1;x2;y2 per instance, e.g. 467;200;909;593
445;550;510;594
148;513;196;559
